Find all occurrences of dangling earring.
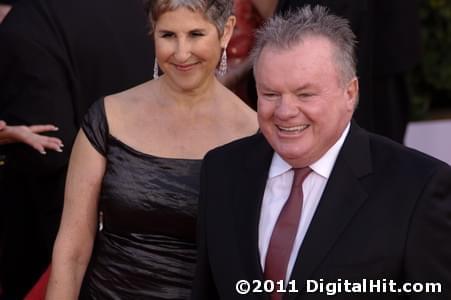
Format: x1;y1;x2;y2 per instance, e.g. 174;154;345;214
153;58;159;80
216;48;227;77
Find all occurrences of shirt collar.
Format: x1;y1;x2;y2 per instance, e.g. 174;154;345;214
268;123;350;179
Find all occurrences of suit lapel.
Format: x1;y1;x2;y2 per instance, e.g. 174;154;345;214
233;134;274;282
287;122;373;299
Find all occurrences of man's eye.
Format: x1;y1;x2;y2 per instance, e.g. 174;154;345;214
297;93;314;98
263;93;279;100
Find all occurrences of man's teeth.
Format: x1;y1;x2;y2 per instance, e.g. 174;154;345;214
278;125;309;132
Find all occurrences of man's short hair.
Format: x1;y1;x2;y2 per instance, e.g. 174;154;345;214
251;5;357;86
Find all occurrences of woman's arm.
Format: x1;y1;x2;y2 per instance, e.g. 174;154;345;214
46;130;106;299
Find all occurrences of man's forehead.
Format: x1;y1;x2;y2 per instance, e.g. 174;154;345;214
264;35;332;54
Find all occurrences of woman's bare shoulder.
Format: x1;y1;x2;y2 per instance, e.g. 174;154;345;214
221;89;259;136
103;80;156;130
105;80;154;107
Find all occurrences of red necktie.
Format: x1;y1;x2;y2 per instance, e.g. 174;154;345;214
264;167;312;300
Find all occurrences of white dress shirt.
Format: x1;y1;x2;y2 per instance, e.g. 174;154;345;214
258;123;350;281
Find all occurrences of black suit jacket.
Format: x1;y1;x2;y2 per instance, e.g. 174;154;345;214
192;122;451;299
0;0;153;297
0;0;154;172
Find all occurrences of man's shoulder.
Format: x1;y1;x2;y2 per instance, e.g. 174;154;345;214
207;133;264;156
342;123;449;182
366;130;449;175
204;133;269;165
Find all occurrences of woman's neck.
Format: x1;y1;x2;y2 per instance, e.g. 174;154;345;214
156;75;219;110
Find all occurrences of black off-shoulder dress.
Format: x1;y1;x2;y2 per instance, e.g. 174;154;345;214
79;99;201;299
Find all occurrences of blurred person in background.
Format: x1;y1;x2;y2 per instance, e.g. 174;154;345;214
0;0;11;23
0;120;62;153
0;119;62;298
371;0;421;143
225;0;277;108
0;0;154;298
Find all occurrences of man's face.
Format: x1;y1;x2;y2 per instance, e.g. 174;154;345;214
255;36;358;167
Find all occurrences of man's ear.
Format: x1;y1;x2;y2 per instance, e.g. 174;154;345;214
345;77;359;111
220;16;236;48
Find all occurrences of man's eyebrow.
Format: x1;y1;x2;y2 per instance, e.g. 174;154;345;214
294;83;315;92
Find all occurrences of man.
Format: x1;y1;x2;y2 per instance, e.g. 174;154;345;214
0;0;153;298
275;0;421;143
275;0;373;134
192;6;451;300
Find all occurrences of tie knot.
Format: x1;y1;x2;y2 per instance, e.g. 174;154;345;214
292;167;312;187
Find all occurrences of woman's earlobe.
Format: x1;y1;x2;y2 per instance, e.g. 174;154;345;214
228;15;237;29
221;16;236;47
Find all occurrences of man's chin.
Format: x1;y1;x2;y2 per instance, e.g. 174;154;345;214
278;148;307;163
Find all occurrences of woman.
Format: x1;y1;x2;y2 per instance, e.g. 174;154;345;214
46;0;257;299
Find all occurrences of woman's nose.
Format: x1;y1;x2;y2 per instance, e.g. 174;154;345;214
173;38;191;62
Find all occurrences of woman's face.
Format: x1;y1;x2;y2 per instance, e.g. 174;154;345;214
154;7;234;92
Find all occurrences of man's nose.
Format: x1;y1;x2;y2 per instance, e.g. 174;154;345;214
275;95;299;119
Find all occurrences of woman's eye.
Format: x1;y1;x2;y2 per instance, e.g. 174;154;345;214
190;31;204;37
160;32;174;38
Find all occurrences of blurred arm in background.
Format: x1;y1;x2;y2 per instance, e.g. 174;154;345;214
0;120;63;154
